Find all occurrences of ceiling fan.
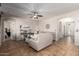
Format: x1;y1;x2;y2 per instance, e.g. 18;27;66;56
27;8;43;19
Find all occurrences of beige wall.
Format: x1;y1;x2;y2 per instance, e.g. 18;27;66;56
39;9;79;40
39;10;79;32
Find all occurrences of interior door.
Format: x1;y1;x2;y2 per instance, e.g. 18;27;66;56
66;22;75;37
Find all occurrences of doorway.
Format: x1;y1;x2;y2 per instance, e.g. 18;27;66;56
4;20;11;41
58;17;75;43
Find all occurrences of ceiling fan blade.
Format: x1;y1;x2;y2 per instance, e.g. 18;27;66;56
37;15;43;17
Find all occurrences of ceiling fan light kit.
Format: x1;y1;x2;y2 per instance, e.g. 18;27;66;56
33;15;38;19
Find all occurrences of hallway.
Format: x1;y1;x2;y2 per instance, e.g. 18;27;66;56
0;36;79;56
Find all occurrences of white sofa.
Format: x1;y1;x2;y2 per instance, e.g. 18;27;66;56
25;32;53;51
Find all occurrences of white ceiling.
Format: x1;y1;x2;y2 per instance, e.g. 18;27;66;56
1;3;79;19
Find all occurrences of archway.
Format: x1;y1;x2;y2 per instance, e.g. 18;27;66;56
57;17;75;43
